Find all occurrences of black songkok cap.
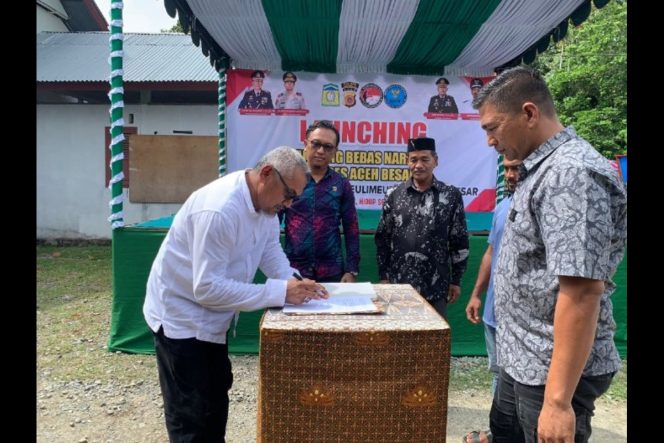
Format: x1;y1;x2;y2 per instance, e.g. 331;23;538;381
407;137;436;152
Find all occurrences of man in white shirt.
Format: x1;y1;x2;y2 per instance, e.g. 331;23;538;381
144;146;328;442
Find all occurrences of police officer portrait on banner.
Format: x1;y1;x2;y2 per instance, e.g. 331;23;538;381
470;78;484;100
275;71;306;110
428;77;459;114
239;70;274;109
460;78;484;114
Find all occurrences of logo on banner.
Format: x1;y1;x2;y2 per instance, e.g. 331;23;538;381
341;81;359;108
359;83;384;108
384;84;407;109
321;83;340;106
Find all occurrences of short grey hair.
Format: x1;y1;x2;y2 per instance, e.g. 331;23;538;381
473;66;556;117
254;146;309;177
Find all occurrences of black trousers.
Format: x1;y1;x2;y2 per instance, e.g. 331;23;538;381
490;368;614;443
488;369;525;443
431;297;448;319
154;327;233;443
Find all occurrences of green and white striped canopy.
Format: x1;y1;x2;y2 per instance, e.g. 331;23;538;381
164;0;610;76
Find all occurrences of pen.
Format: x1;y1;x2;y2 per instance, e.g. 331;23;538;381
293;272;327;298
292;272;313;303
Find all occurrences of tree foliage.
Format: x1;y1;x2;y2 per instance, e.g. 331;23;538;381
532;1;626;158
162;21;184;33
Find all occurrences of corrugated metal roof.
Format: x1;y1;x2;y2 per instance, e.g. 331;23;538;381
37;32;219;82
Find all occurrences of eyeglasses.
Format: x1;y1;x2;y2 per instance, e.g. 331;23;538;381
308;139;336;153
272;167;298;202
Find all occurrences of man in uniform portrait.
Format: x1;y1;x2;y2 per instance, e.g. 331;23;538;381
460;78;484;114
275;71;306;110
428;77;458;114
239;70;274;109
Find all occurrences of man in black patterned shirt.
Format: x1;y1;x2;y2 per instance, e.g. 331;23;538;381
375;137;469;318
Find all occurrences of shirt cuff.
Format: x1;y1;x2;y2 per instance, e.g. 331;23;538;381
264;278;288;307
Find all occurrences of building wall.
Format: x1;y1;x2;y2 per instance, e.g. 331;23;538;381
37;104;219;239
36;4;69;32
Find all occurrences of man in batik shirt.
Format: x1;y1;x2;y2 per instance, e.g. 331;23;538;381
475;66;626;443
375;137;469;318
281;120;360;282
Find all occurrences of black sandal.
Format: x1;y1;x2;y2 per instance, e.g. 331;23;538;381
463;430;492;443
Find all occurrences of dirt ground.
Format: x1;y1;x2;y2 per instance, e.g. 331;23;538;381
37;354;626;443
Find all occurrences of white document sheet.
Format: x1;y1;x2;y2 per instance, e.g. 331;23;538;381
320;282;377;300
282;283;380;315
283;294;380;315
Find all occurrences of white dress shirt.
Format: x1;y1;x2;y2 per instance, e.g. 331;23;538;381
144;170;295;344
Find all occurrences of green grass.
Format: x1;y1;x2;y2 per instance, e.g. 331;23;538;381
37;245;111;308
37;245;157;384
605;359;627;402
449;357;494;393
36;244;627;401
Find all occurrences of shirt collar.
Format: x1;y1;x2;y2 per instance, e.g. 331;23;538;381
522;126;576;175
408;175;444;193
241;169;258;215
308;166;334;183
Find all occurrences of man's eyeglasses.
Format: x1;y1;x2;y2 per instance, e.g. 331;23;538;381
308;139;336;153
272;167;298;202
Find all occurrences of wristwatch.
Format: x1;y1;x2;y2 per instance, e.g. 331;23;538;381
349;271;358;277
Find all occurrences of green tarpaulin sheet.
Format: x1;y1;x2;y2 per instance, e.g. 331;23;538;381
109;212;626;357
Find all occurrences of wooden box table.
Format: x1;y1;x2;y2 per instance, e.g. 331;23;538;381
258;284;451;442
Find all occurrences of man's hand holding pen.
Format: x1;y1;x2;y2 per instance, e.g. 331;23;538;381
286;272;329;305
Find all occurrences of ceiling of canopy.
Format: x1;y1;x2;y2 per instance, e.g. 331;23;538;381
162;0;610;76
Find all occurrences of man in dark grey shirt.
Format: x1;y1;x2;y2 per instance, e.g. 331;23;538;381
474;66;626;442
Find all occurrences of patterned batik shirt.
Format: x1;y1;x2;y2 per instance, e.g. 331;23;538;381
494;126;627;386
375;177;469;304
281;168;360;279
